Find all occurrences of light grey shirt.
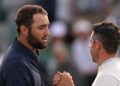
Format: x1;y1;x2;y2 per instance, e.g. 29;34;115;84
92;57;120;86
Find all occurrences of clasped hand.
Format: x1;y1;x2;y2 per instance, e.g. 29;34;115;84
53;71;74;86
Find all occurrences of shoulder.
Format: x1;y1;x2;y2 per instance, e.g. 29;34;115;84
0;58;34;86
0;48;30;75
92;72;120;86
0;55;33;80
1;45;28;67
0;55;30;74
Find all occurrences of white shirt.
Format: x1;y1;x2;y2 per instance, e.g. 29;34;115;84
92;57;120;86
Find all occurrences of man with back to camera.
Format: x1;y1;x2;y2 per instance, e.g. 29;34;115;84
54;22;120;86
0;4;73;86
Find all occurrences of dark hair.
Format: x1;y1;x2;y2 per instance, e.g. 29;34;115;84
93;22;120;54
15;5;48;35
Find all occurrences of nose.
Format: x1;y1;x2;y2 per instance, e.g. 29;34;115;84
45;27;50;36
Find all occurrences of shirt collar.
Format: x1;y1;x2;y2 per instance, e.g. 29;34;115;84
11;38;40;61
99;57;120;70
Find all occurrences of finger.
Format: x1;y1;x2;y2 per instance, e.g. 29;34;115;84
53;76;60;83
65;72;70;76
57;71;63;76
63;72;73;79
63;71;70;76
53;78;60;85
53;80;58;85
53;74;62;85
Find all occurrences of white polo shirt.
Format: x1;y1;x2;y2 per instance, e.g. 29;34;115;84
92;57;120;86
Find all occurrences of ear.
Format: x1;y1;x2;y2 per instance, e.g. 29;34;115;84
20;25;28;35
95;40;102;51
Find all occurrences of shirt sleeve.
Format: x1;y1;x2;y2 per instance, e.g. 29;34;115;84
2;62;33;86
92;75;119;86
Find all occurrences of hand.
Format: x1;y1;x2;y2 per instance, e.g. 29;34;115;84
54;71;74;86
53;71;63;86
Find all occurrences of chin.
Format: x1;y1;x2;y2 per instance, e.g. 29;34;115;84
40;45;47;49
43;42;48;47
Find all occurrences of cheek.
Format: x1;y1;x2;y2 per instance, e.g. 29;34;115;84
32;30;43;39
37;30;46;38
90;44;95;55
90;47;93;56
37;33;43;39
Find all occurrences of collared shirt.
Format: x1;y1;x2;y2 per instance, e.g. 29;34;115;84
92;57;120;86
0;38;49;86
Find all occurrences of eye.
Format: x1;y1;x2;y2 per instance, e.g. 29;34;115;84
38;25;46;30
38;24;49;30
39;26;44;30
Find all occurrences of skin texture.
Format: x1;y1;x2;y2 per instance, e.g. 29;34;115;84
18;13;50;53
53;72;74;86
89;31;115;65
89;32;99;63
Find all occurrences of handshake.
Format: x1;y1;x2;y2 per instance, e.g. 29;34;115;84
53;71;74;86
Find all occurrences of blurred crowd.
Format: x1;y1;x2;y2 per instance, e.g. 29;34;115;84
0;0;120;86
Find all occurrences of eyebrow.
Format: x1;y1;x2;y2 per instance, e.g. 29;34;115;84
37;24;50;29
40;23;50;26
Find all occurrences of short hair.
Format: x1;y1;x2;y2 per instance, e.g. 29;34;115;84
15;5;48;35
92;22;120;54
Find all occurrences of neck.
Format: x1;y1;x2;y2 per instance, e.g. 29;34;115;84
18;37;37;53
98;52;116;65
